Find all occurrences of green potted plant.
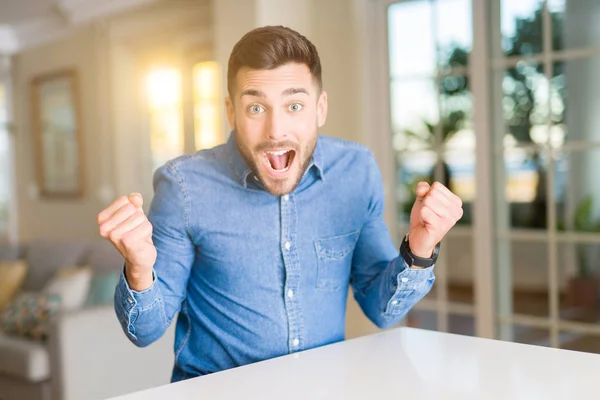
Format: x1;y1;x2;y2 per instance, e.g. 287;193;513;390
566;195;600;309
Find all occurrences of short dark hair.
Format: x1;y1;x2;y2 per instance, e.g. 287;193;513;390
227;25;322;98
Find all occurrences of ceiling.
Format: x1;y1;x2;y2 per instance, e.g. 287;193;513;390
0;0;163;54
0;0;56;25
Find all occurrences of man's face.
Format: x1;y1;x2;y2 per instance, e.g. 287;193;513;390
226;63;328;196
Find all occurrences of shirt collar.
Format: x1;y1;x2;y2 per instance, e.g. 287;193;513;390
226;131;325;188
309;136;324;181
226;132;253;188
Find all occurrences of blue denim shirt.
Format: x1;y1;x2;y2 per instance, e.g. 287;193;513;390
114;132;435;381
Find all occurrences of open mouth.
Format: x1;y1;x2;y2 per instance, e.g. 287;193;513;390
264;149;295;173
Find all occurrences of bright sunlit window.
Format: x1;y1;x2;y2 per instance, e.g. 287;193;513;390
193;61;221;150
145;67;183;171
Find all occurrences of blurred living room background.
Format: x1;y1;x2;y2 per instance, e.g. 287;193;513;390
1;0;600;399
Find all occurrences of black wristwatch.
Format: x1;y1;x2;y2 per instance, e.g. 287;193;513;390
400;234;440;268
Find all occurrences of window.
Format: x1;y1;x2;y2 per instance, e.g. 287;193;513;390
387;0;476;335
491;0;600;351
193;61;222;150
145;67;184;172
382;0;600;353
388;0;474;227
144;61;223;171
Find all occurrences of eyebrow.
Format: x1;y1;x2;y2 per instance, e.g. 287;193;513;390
282;87;309;96
240;89;265;98
239;87;310;99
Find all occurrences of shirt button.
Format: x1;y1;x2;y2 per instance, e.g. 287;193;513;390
292;338;299;347
284;241;291;250
283;195;289;201
401;277;408;283
391;300;398;305
287;289;294;298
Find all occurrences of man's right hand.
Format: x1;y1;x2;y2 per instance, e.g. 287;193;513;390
97;193;157;291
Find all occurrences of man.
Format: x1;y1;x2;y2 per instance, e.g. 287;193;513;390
97;26;462;382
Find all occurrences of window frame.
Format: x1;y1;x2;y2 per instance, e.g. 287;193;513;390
366;0;600;349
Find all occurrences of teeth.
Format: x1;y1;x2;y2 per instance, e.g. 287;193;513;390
266;150;291;156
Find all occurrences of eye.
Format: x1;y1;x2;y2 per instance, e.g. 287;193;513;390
289;103;303;112
249;104;265;114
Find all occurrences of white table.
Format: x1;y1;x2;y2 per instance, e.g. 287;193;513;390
111;327;600;399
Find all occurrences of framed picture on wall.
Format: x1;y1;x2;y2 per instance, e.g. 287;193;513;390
31;69;84;198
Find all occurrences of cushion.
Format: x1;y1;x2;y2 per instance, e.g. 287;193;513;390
0;332;50;381
0;260;28;310
22;238;88;291
0;292;62;341
44;266;93;312
85;270;120;306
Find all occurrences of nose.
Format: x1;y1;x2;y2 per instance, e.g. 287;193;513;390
265;108;286;141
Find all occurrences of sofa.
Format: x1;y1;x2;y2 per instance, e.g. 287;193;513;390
0;239;176;400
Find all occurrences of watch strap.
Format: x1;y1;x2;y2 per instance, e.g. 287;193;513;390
400;234;440;268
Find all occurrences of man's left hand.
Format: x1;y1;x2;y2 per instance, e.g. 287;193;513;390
408;181;463;259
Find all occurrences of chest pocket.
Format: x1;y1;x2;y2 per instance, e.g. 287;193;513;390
314;230;360;291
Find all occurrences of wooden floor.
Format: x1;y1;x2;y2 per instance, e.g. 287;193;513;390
408;284;600;354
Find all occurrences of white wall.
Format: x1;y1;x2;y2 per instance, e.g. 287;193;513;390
10;0;211;241
310;0;361;144
13;26;110;241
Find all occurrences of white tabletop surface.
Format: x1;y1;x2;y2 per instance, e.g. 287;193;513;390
111;327;600;400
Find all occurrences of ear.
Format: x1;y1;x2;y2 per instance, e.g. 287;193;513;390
225;96;236;130
317;90;328;128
